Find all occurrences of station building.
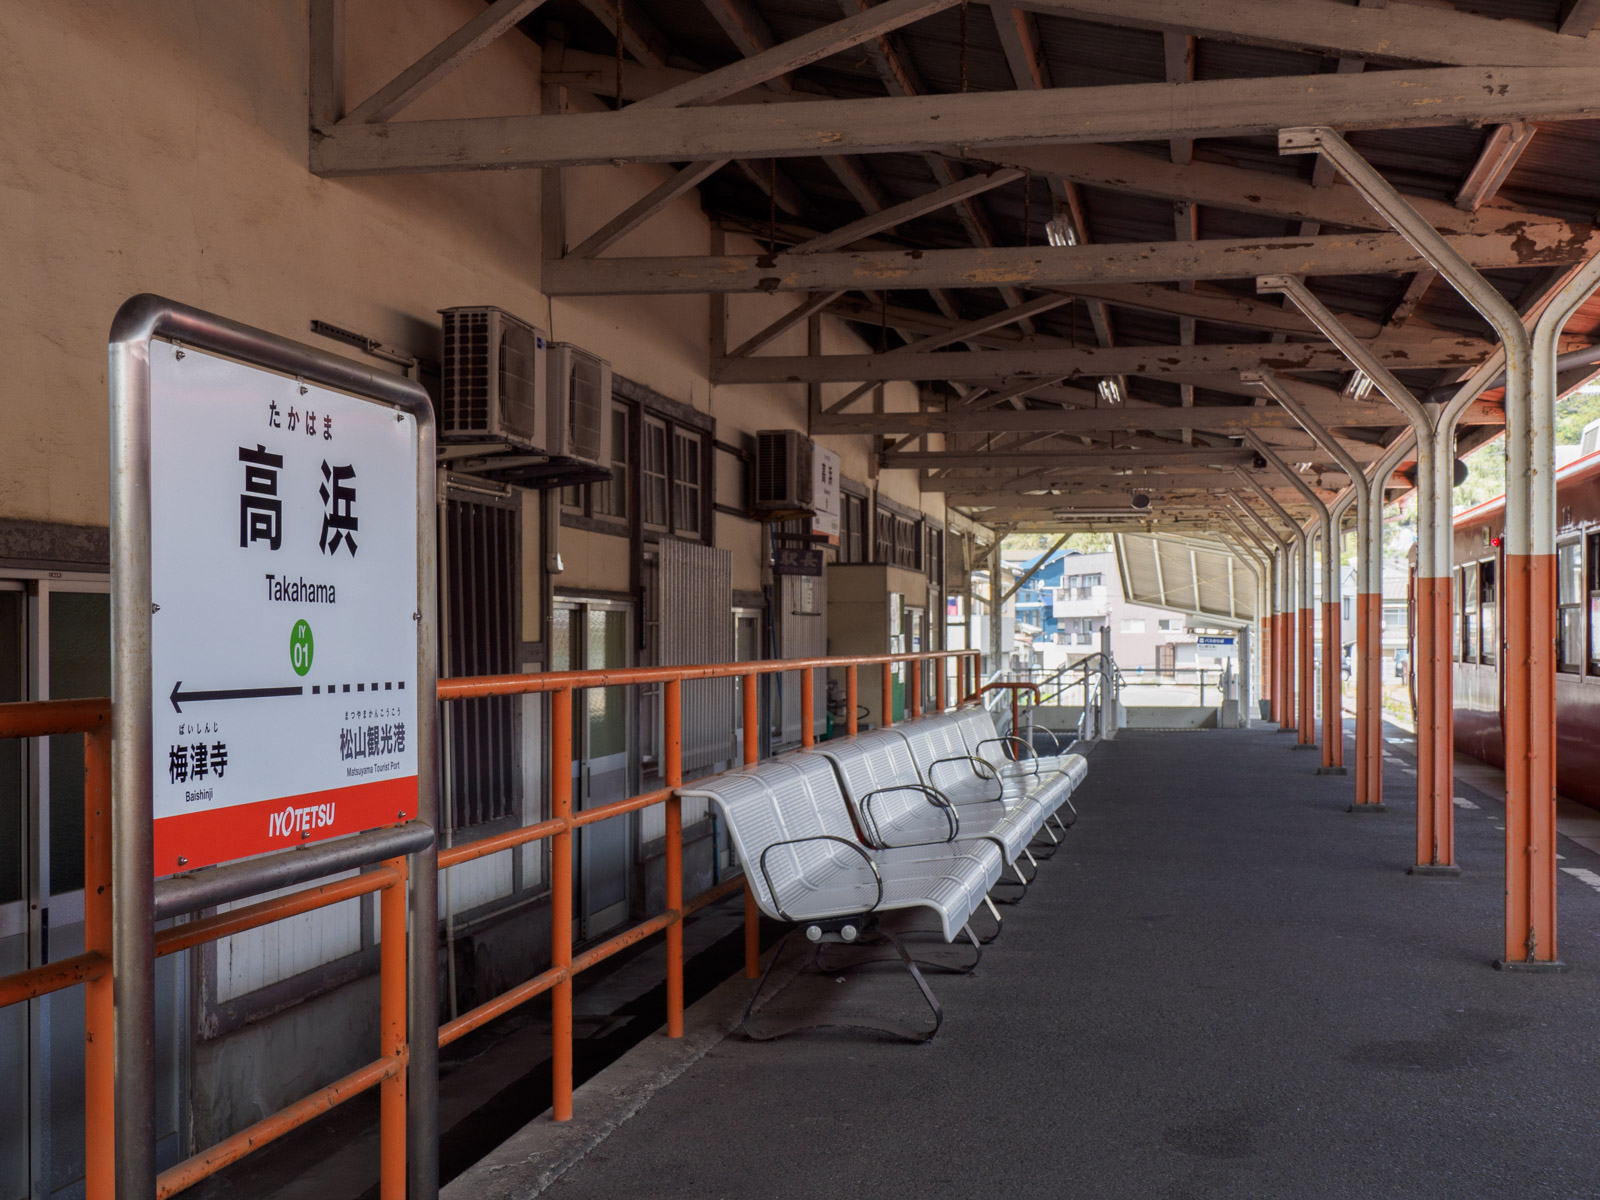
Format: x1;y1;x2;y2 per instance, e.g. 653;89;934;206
7;2;1600;1198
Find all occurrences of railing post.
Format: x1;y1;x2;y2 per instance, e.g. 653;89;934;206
881;660;894;728
934;656;945;712
741;674;760;980
799;667;814;748
379;856;409;1200
845;665;858;736
550;687;575;1120
664;678;683;1037
84;727;113;1200
909;659;921;719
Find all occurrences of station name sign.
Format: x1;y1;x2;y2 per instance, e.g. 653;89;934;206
147;342;420;875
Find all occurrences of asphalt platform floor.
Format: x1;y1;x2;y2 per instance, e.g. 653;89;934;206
521;726;1600;1199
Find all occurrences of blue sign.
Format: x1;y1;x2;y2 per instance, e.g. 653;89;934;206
1197;636;1235;647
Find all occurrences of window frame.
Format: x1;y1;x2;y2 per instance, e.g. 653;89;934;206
1557;538;1583;674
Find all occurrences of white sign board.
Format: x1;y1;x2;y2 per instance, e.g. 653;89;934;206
148;342;419;875
811;445;840;544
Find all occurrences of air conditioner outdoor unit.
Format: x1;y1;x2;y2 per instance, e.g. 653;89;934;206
438;306;547;448
753;430;815;517
547;343;612;468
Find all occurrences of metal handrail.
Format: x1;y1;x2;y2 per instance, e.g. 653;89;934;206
0;645;984;1199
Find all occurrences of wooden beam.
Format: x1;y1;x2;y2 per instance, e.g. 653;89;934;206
812;397;1500;435
1455;123;1538;212
715;334;1496;385
985;143;1570;238
792;168;1022;254
728;290;845;358
1163;33;1196;165
309;0;344;130
542;227;1600;297
568;159;729;258
311;67;1600;175
343;0;549;124
1558;0;1600;36
637;0;960;110
574;0;672;68
888;448;1259;471
1010;0;1600;67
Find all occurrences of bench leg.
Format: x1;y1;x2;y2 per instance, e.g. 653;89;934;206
742;923;946;1044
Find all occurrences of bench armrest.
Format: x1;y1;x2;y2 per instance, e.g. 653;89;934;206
758;835;882;922
977;735;1041;777
861;784;958;846
1028;724;1066;754
927;755;1005;803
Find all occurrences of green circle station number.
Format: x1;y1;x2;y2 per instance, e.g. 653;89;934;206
290;619;315;677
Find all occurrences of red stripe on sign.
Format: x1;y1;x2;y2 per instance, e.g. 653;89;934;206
153;775;420;877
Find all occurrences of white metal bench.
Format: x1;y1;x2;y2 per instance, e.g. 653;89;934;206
679;751;1003;1041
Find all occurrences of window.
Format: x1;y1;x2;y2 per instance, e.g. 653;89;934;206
1558;541;1583;672
1342;596;1353;623
894;516;920;569
1159;618;1183;631
1589;532;1600;672
1462;561;1479;662
841;493;866;563
1452;569;1463;662
873;506;894;563
641;416;668;529
672;428;703;536
1479;558;1498;666
1121;619;1146;634
591;404;630;520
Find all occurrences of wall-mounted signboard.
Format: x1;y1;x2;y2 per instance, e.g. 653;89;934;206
145;343;422;874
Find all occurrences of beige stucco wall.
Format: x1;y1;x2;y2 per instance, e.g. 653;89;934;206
0;0;959;620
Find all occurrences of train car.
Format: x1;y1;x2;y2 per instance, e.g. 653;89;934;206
1446;448;1600;809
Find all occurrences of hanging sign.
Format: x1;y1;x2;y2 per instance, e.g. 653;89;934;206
147;341;420;875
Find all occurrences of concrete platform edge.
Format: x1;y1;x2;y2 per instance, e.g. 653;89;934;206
441;946;802;1200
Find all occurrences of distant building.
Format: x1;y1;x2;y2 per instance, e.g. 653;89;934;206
1005;547;1191;670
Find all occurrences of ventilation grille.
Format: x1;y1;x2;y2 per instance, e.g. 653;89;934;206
754;430;813;513
439;306;546;448
440;309;491;435
565;351;606;462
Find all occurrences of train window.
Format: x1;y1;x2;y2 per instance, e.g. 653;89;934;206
1451;570;1463;663
1589;532;1600;671
1558;541;1583;673
1462;562;1479;662
1479;558;1497;666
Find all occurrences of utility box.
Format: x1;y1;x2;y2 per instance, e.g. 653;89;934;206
826;562;932;729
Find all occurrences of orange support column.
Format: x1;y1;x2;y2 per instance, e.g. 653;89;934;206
1298;606;1315;747
881;662;894;727
800;668;814;746
1409;577;1458;875
742;674;760;979
663;679;684;1036
378;857;408;1200
1353;592;1385;810
934;656;946;712
84;728;113;1200
1320;599;1344;772
845;665;858;736
550;687;575;1119
1502;552;1559;965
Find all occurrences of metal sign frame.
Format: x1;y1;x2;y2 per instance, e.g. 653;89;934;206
109;295;440;1200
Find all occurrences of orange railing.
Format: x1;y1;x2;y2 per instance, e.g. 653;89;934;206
0;648;982;1199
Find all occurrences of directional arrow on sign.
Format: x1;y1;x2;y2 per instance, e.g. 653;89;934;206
170;681;304;713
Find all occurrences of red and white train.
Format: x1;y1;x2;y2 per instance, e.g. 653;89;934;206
1444;447;1600;809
